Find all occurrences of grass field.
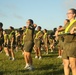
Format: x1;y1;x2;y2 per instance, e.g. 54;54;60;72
0;50;65;75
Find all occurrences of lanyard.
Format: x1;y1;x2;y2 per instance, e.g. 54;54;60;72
35;31;41;39
65;20;76;33
25;28;28;34
43;33;47;38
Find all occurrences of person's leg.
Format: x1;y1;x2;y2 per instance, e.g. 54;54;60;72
34;46;38;58
50;45;53;52
24;51;30;69
0;46;2;52
16;46;18;52
26;52;34;70
57;49;62;58
9;49;12;60
10;48;15;60
63;59;70;75
24;51;29;64
61;50;63;54
4;47;9;56
69;57;76;75
57;46;62;58
38;47;42;59
45;46;48;54
59;50;61;56
33;45;36;53
29;54;32;66
27;52;32;66
21;45;24;55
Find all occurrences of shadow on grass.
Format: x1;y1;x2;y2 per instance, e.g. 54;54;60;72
0;71;4;75
19;69;30;73
17;64;63;75
43;54;58;58
36;64;64;75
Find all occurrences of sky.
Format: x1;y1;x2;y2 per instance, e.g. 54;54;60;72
0;0;76;30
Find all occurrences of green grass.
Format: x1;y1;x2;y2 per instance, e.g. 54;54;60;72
0;50;64;75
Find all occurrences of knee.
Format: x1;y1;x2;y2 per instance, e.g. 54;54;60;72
38;48;40;51
24;52;27;56
10;50;13;52
70;63;76;70
63;62;69;68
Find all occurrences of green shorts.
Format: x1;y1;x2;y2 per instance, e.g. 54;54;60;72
23;41;34;53
34;39;41;48
57;40;64;50
0;39;4;46
62;42;76;59
44;41;48;47
8;42;16;49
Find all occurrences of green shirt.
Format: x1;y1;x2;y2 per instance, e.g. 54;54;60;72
63;22;76;42
24;25;35;41
35;31;43;40
9;30;15;42
4;34;8;40
43;33;48;42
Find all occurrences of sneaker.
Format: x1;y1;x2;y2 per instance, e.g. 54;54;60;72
22;52;24;55
12;58;15;61
51;50;53;52
6;53;9;56
46;52;48;55
24;64;30;69
39;56;42;60
57;56;62;58
41;47;43;51
35;56;38;59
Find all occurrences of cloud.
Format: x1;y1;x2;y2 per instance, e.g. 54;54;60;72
13;14;23;19
5;4;23;19
5;4;17;11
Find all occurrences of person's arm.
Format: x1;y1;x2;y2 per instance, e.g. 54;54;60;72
27;24;37;30
55;30;58;37
57;27;65;32
34;24;37;28
38;32;43;39
70;27;76;34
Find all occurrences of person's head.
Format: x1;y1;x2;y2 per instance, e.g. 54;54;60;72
53;28;57;33
26;19;34;26
15;30;18;33
67;8;76;21
9;26;14;31
58;25;63;29
43;29;47;33
0;22;3;30
22;26;26;30
37;26;42;31
64;19;70;25
3;30;7;35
